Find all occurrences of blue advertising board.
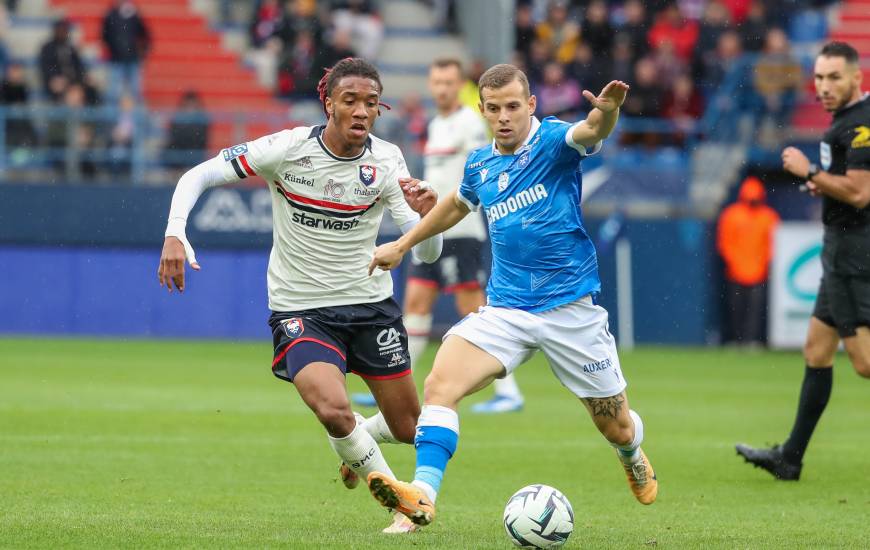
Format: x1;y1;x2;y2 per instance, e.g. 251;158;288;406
0;185;716;344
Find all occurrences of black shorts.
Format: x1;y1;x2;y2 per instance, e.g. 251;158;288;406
812;273;870;337
407;238;486;292
268;298;411;382
813;225;870;337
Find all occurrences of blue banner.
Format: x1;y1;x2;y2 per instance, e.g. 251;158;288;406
0;184;405;248
0;185;717;344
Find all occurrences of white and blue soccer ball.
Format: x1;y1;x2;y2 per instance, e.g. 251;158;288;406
503;484;574;548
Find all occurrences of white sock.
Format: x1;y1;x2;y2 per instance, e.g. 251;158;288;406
361;412;400;445
613;409;644;464
328;425;395;479
412;480;438;503
405;313;432;369
493;373;523;400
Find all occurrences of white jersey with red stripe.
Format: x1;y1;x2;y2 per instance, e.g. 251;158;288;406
220;125;420;312
423;106;489;241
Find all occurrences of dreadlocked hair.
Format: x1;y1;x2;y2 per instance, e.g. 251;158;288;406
316;57;391;118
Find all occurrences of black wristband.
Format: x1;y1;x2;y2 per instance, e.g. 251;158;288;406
807;163;820;181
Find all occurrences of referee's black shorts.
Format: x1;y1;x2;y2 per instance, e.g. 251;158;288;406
813;225;870;337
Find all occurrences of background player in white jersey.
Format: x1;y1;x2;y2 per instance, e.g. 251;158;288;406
365;64;657;526
156;58;442;533
353;58;526;413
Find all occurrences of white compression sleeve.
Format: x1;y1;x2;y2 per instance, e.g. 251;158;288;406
165;155;227;238
399;219;443;264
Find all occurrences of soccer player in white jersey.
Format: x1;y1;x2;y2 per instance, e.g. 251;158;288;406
354;58;526;413
365;64;657;526
156;58;443;533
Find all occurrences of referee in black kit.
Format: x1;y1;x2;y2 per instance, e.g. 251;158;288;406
737;42;870;480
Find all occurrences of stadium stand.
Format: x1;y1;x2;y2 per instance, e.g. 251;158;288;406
47;0;291;162
792;0;870;133
0;0;848;201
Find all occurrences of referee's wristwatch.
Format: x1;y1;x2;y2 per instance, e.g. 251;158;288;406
807;163;821;181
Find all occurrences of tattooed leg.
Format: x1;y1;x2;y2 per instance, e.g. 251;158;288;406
581;392;634;446
583;392;656;502
583;394;626;418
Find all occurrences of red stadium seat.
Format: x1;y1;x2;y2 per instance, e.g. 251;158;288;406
49;0;294;160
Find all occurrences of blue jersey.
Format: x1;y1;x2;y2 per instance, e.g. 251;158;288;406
456;116;601;312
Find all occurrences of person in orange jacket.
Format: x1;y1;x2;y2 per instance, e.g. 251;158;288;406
716;176;781;346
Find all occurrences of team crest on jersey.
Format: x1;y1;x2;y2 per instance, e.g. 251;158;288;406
282;318;304;338
518;152;530;168
359;165;377;186
498;172;510;192
222;143;248;161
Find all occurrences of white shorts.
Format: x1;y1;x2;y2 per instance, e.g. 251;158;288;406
444;296;626;398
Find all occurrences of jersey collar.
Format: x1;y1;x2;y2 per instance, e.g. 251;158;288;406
310;124;372;161
491;116;540;156
834;92;869;118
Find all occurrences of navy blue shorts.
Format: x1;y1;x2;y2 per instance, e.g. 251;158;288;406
269;298;411;382
407;238;486;292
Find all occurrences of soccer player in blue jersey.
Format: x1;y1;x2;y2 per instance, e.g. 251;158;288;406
364;64;657;525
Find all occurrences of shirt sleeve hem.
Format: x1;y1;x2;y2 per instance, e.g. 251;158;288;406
565;121;603;156
456;191;480;212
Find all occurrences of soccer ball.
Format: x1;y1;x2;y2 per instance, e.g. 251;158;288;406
503;484;574;548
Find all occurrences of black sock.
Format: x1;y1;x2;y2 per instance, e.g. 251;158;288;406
781;366;833;464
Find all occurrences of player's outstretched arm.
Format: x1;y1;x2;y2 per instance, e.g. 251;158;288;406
369;190;470;274
572;80;630;148
157;156;227;292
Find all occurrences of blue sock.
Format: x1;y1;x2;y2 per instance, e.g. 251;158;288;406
413;405;459;500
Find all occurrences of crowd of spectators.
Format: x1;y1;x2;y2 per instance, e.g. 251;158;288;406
0;0;210;181
0;0;389;181
246;0;384;99
0;0;839;182
513;0;827;146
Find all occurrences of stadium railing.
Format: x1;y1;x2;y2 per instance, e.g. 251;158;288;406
0;104;316;185
0;105;706;187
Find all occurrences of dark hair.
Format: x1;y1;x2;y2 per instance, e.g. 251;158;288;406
819;41;859;65
316;57;385;118
431;58;463;73
478;64;530;102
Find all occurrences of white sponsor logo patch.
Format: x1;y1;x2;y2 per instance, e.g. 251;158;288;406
486;184;548;223
376;328;403;357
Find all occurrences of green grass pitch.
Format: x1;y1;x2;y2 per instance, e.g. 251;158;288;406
1;337;869;548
